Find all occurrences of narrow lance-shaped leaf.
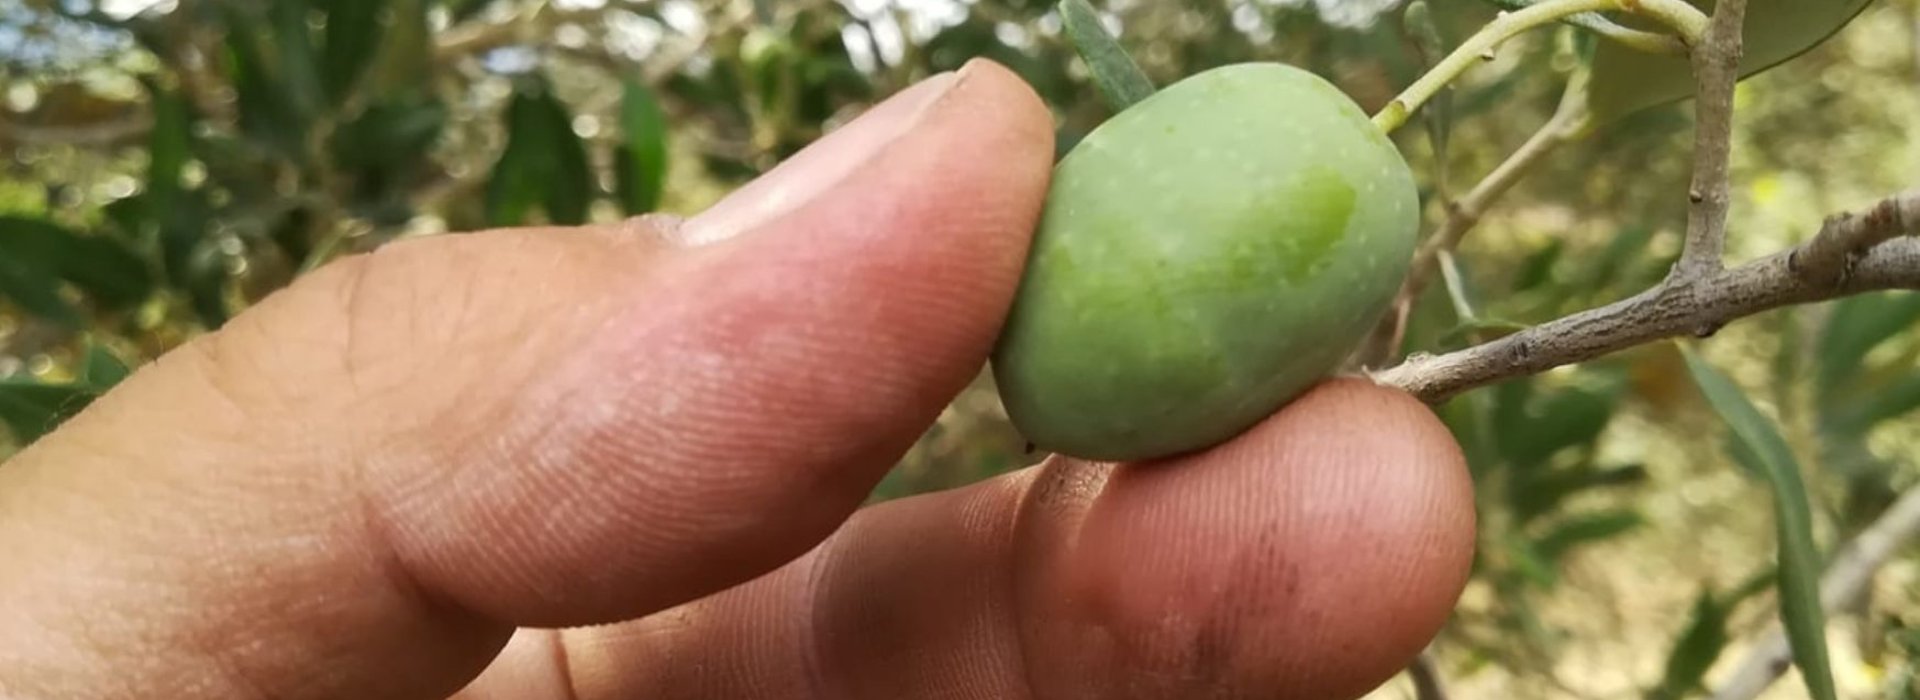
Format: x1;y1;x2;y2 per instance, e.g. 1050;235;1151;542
221;6;308;158
0;217;153;312
1058;0;1155;112
537;91;595;226
0;255;83;328
365;0;435;100
268;0;325;118
1651;570;1777;700
81;343;133;390
613;79;671;216
485;92;549;227
1651;588;1732;700
444;0;501;24
1681;346;1836;700
1533;509;1642;563
1816;292;1920;392
320;0;386;104
144;79;191;210
0;382;99;445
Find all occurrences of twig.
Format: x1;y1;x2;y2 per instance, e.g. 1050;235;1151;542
1371;0;1707;133
1480;0;1687;54
1411;91;1586;299
1372;190;1920;403
1790;194;1920;287
1409;652;1450;700
1708;483;1920;700
1355;81;1585;368
1670;0;1750;281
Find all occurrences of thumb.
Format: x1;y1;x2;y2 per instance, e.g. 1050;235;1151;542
0;59;1052;700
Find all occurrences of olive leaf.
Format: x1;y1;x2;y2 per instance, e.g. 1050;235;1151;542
1058;0;1156;112
1681;346;1837;700
1588;0;1873;126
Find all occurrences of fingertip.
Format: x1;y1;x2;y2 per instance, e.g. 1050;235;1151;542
1022;378;1475;698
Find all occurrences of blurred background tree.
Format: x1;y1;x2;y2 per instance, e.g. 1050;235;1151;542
1;0;1917;697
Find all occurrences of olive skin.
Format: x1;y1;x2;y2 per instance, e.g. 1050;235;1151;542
992;62;1420;462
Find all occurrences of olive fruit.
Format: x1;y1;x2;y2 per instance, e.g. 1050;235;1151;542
991;62;1420;462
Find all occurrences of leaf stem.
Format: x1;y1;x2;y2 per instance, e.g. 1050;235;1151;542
1481;0;1689;54
1371;0;1707;134
1058;0;1156;111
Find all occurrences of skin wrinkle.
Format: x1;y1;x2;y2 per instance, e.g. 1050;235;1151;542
384;61;1047;627
973;473;1043;700
799;525;841;699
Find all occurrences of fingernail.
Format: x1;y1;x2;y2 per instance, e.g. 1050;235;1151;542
667;69;967;246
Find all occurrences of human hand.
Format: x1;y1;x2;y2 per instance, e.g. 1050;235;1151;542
0;60;1474;700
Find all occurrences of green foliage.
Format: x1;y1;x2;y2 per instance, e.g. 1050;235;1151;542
1683;346;1837;700
1649;572;1773;700
0;342;132;445
0;217;153;328
1588;0;1875;125
614;79;671;216
1058;0;1156;111
486;76;595;227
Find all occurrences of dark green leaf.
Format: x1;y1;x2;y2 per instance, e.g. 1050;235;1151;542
0;381;99;445
1514;463;1648;523
222;6;308;158
1831;373;1920;435
1682;346;1836;700
1497;383;1619;467
443;0;501;24
1650;587;1732;700
1584;224;1658;290
1816;292;1920;392
80;343;132;389
366;0;434;101
1059;0;1156;111
330;94;448;210
1513;239;1564;293
320;0;385;104
144;81;192;210
613;79;671;216
269;0;325;118
540;93;595;226
0;255;83;327
485;78;594;226
0;217;153;312
1533;509;1642;563
1507;537;1559;589
1589;0;1873;126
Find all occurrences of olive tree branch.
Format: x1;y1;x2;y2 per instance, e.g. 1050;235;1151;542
1372;189;1920;403
1671;0;1750;281
1371;0;1706;133
1354;78;1587;367
1481;0;1687;54
1408;651;1450;700
1708;482;1920;700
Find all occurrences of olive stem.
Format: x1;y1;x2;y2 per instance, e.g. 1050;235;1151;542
1370;0;1707;134
1357;78;1586;368
1371;189;1920;404
1480;0;1689;55
1409;86;1586;291
1058;0;1157;112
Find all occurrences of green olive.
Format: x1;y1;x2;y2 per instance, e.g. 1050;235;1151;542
992;62;1420;462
